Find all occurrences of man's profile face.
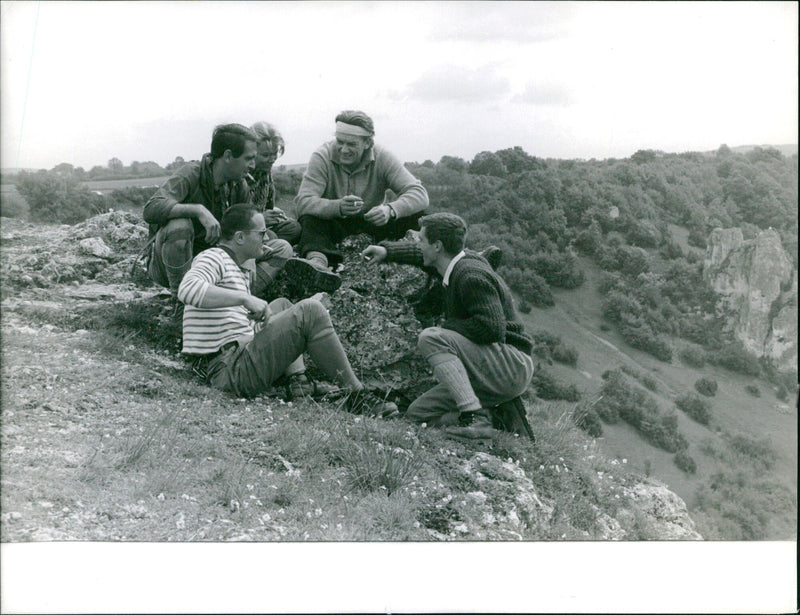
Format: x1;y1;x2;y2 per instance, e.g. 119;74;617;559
335;133;369;168
226;140;258;180
255;140;281;172
239;213;268;260
418;226;437;267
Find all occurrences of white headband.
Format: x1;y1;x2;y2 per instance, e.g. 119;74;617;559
335;121;372;137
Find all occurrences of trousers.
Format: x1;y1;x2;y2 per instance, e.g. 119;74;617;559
407;326;534;425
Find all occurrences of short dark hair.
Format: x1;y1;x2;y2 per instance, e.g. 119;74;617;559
220;204;259;239
335;110;375;148
210;124;257;160
420;212;467;255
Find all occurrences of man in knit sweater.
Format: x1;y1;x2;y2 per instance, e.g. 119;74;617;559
178;203;397;417
362;213;534;442
286;110;429;292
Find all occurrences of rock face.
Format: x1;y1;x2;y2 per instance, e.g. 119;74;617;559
704;228;797;372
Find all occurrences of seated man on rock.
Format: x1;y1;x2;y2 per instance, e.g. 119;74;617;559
287;110;430;292
247;121;302;246
178;203;397;416
143;124;294;303
362;212;533;443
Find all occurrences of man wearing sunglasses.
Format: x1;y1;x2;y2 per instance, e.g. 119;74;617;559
178;204;398;416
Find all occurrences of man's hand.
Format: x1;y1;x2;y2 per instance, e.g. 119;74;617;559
197;206;221;244
262;209;287;226
363;204;392;227
361;245;387;266
337;195;364;218
243;296;271;324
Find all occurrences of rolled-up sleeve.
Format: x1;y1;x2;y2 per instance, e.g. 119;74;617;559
295;150;340;219
143;172;193;226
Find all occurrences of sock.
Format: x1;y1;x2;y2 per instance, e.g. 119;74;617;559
430;354;482;413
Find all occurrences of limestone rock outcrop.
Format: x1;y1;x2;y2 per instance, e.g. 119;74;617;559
703;228;797;372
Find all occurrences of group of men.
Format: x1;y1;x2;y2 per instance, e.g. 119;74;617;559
143;111;534;442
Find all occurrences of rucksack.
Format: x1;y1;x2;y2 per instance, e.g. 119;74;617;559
491;396;535;442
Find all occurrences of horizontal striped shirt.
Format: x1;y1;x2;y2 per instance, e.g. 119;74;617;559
177;247;256;355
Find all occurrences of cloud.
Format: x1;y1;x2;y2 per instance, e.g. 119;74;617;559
399;65;511;104
513;82;574;106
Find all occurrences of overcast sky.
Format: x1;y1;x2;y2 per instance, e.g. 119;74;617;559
1;1;797;171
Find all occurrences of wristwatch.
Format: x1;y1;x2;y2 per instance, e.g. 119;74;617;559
387;204;397;220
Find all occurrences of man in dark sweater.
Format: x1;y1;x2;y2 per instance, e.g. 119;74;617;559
362;213;534;442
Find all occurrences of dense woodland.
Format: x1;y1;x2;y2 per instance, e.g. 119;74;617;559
5;144;798;379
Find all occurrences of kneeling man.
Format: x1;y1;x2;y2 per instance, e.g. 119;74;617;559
178;204;397;417
362;213;533;441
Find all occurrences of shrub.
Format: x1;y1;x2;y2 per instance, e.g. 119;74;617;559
674;450;697;474
596;370;687;452
16;170;108;223
641;376;658;392
694;377;718;397
532;369;581;401
618;321;673;362
744;384;760;397
708;343;761;376
517;301;532;314
659;240;684;260
552;343;579;367
503;268;554;307
1;190;29;219
531;252;585;289
675;392;712;425
776;385;789;402
572;403;603;437
687;226;707;249
728;434;777;471
679;346;706;368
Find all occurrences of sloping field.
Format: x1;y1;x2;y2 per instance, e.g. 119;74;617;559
518;254;797;515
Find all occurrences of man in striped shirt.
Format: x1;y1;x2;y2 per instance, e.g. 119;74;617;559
178;204;397;416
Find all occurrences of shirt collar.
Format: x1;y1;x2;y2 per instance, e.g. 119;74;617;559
442;250;466;287
329;140;375;172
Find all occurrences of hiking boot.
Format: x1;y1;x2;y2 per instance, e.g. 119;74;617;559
345;387;399;418
479;245;503;271
284;257;342;294
285;373;341;401
444;410;494;444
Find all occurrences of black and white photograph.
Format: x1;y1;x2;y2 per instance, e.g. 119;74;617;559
1;1;796;612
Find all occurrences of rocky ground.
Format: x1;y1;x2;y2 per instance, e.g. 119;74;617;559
1;213;702;541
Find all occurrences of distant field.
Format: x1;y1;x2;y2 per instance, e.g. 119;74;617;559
83;177;169;194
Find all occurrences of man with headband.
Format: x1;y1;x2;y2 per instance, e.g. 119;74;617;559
286;110;429;289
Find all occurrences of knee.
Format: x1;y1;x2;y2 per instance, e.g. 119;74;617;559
162;218;194;245
269;297;293;313
417;326;447;356
265;238;294;260
297;298;332;329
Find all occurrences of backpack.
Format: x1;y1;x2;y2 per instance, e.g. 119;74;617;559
491;396;535;442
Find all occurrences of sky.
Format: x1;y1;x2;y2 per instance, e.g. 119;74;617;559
1;1;797;171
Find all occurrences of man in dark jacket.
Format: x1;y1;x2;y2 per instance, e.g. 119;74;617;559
362;213;533;442
143;124;293;298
